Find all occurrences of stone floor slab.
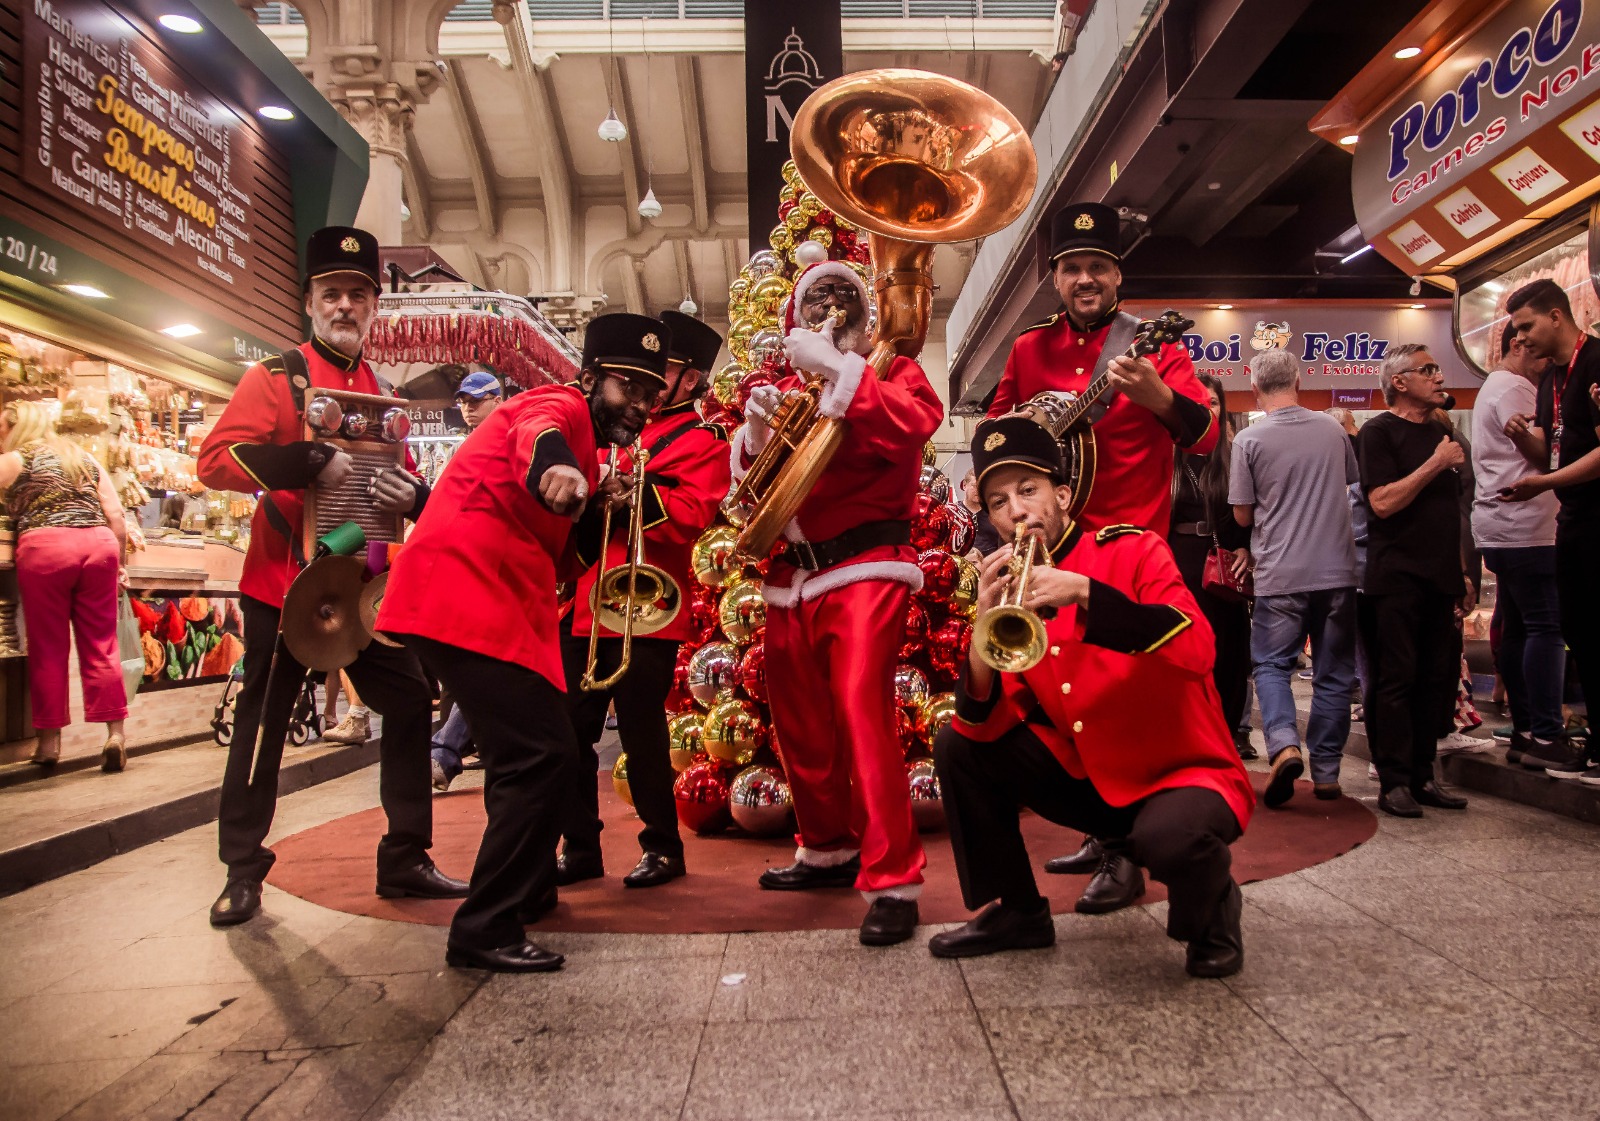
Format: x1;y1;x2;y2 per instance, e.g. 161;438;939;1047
710;944;970;1022
1343;1073;1600;1121
0;1058;142;1121
1014;1087;1367;1121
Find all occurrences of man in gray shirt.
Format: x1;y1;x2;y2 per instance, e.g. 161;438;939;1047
1230;349;1359;807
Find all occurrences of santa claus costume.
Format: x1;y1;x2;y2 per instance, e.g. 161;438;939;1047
730;260;943;944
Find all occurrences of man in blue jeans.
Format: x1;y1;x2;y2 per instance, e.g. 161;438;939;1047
1471;323;1563;763
1230;349;1359;806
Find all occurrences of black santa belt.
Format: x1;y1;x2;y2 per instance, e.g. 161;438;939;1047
782;520;911;571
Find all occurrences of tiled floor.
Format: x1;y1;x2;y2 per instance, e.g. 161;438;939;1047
2;746;1599;1121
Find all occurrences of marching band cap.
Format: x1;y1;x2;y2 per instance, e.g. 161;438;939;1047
1048;202;1122;264
658;310;724;373
581;313;671;386
971;413;1065;492
304;225;382;292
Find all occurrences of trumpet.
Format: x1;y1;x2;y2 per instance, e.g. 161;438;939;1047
580;446;682;692
972;523;1048;674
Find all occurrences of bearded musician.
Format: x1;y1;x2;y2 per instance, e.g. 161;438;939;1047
732;260;943;947
556;311;731;890
930;413;1253;977
989;201;1222;898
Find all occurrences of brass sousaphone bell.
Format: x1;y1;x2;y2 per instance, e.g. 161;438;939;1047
725;69;1038;560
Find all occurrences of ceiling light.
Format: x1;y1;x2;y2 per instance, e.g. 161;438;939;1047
61;283;109;299
162;323;202;338
1409;302;1427;309
1207;182;1222;191
679;296;699;316
1393;46;1422;59
637;187;662;219
1340;244;1374;265
598;108;627;142
258;105;295;121
158;14;203;33
1215;304;1233;310
1339;135;1359;146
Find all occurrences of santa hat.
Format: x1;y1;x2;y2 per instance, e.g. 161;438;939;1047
782;260;872;350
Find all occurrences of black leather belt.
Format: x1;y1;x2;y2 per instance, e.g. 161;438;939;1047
1173;521;1210;536
783;519;911;571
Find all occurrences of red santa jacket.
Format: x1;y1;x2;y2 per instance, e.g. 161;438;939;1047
732;353;943;607
377;384;599;690
953;522;1254;830
569;399;731;644
989;309;1218;536
197;338;425;610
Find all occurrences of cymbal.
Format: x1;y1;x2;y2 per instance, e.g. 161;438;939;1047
359;570;402;647
282;555;371;671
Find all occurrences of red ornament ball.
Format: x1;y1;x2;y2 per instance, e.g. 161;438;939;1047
899;601;930;662
946;502;975;555
738;641;768;704
910;494;954;551
916;549;959;599
926;617;972;684
674;762;732;835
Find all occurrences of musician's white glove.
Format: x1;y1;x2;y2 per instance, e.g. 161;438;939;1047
316;448;354;489
369;466;418;514
783;318;852;384
743;384;786;455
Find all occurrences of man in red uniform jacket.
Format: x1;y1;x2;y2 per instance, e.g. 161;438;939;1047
731;260;943;947
378;313;669;973
198;226;467;928
557;310;731;889
930;413;1254;977
990;201;1221;893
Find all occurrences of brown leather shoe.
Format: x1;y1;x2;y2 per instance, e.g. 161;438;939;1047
1264;746;1304;808
1313;782;1342;801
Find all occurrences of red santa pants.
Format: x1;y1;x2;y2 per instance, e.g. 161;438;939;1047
764;577;926;896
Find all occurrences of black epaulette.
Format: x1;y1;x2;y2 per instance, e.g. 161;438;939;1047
1095;524;1144;543
1017;311;1064;337
697;420;730;442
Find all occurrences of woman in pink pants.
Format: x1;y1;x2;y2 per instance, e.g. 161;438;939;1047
0;401;129;771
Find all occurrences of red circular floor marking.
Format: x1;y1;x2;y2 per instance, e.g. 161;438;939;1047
267;773;1376;933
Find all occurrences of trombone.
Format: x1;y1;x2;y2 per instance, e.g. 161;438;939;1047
580;445;682;692
972;523;1049;674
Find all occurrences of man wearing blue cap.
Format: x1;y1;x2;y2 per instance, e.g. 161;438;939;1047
455;371;504;432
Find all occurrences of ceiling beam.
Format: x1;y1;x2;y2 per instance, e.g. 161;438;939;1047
501;5;576;293
443;60;498;238
614;61;646;238
722;239;742;290
621;256;647;315
676;56;710;234
402;131;434;242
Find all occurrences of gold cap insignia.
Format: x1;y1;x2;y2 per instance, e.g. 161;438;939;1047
340;236;360;253
983;432;1006;451
1073;213;1095;231
641;333;661;352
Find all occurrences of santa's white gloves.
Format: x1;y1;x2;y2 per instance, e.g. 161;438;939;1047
743;383;786;455
783;318;852;383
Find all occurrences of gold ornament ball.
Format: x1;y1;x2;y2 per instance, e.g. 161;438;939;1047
797;194;822;218
951;559;980;619
780;184;799;204
718;579;767;645
781;158;803;188
785;207;811;232
668;712;707;772
769;225;795;253
612;753;633;807
691;525;743;588
711;363;744;410
728;764;794;835
916;692;957;746
808;226;834;248
702;697;765;767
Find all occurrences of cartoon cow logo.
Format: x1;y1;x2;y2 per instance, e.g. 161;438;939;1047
1250;321;1292;351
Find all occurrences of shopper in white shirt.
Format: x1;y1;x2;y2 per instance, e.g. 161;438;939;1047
1470;323;1563;764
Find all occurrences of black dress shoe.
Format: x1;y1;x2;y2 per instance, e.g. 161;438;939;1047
376;859;470;899
1413;780;1468;810
623;852;686;888
759;856;860;891
1377;786;1424;818
928;900;1055;959
1074;850;1144;915
446;940;564;973
1044;836;1102;875
209;879;262;928
1186;880;1244;978
517;887;558;924
859;896;919;946
555;852;605;886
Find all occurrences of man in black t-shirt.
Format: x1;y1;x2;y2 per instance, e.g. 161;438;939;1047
1502;278;1600;780
1356;344;1473;818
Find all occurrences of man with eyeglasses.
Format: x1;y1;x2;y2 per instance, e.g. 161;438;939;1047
1355;344;1474;818
734;259;943;947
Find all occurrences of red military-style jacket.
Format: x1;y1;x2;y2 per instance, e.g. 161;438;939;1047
731;353;944;608
989;307;1219;537
377;384;599;691
197;337;425;610
953;522;1254;831
569;399;731;644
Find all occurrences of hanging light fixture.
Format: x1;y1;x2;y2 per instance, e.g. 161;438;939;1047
636;16;659;219
598;109;627;142
638;188;663;219
679;296;699;316
598;17;628;142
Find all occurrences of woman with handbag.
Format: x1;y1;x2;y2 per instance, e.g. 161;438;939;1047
1168;374;1254;759
0;400;130;771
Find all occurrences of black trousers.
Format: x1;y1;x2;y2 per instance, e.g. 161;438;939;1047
1556;522;1600;745
1171;532;1253;733
220;595;433;883
559;632;683;861
1357;578;1459;792
933;723;1241;942
407;634;579;952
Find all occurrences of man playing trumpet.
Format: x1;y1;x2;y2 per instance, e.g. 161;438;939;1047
930;413;1254;977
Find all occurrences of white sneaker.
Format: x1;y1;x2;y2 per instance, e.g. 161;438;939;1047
1367;762;1379;779
323;711;370;745
1578;766;1600;787
1436;731;1487;755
